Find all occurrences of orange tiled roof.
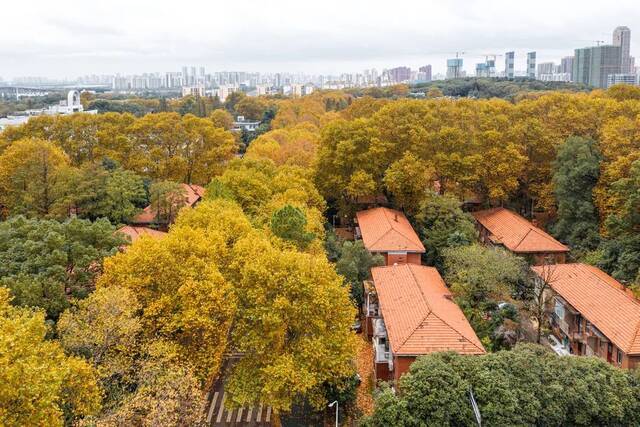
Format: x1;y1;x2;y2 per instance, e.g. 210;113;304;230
472;207;569;254
532;263;640;355
372;264;485;356
116;225;167;243
132;184;205;224
356;207;425;253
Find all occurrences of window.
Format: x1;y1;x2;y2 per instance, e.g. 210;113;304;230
617;350;623;365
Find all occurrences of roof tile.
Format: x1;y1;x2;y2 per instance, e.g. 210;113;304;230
473;207;569;254
372;264;485;356
356;207;425;253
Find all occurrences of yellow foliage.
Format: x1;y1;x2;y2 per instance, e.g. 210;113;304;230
98;228;236;385
0;288;101;426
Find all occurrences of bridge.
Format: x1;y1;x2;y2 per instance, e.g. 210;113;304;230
0;86;54;100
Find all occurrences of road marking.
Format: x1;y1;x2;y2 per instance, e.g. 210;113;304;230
216;393;226;423
257;403;263;422
236;407;244;422
246;406;254;422
206;391;219;424
226;406;234;423
266;406;272;423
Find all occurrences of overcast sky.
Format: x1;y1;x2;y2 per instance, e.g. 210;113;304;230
1;0;639;79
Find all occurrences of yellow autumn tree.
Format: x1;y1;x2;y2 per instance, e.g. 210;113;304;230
97;228;236;385
225;231;358;412
0;138;71;217
0;288;101;425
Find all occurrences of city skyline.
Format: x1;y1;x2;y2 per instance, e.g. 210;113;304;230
1;0;639;80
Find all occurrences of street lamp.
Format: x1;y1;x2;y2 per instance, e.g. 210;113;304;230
328;400;338;427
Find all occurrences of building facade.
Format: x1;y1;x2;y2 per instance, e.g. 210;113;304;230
573;45;622;88
533;263;640;369
505;51;515;79
527;52;537;78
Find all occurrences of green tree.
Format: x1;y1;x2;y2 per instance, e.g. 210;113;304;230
270;204;315;249
413;192;476;269
363;345;640;427
334;240;384;306
0;216;124;319
0;138;71;217
443;245;528;349
552;136;602;253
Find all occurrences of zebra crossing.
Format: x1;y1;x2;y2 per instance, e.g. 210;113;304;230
206;391;272;426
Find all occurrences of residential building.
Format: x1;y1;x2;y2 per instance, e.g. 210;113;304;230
116;226;167;244
418;65;432;82
560;56;574;79
607;73;638;87
355;207;425;266
573;44;622;88
472;207;569;265
132;184;205;230
446;58;464;79
613;26;633;73
505;51;515;79
364;264;485;383
475;57;496;78
232;115;261;132
537;62;556;76
532;263;640;369
527;52;537;78
387;66;411;83
182;85;205;97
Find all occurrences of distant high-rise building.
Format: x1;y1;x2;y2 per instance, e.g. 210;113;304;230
537;62;556;76
388;66;411;83
573;44;622;88
527;52;537;78
446;58;464;79
505;51;515;79
613;26;633;73
560;56;574;80
419;65;432;82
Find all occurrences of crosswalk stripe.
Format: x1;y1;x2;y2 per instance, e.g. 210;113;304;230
246;406;254;422
216;393;226;423
266;406;272;423
236;407;244;422
226;407;234;423
206;391;219;424
256;403;263;422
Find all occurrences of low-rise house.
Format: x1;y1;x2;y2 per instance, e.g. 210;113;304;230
532;263;640;369
472;207;569;265
355;207;425;266
364;264;485;383
132;183;205;229
116;225;167;244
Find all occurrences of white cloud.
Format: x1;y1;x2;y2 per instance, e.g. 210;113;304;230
0;0;638;78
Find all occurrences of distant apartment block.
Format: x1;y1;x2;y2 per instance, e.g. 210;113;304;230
418;65;432;82
446;58;464;79
527;52;537;78
505;51;515;79
607;73;639;87
573;44;622;88
387;66;411;83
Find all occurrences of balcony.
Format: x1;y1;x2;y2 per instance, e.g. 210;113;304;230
558;317;570;336
375;343;391;363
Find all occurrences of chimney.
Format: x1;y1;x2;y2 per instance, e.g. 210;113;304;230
394;212;398;222
531;218;539;227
